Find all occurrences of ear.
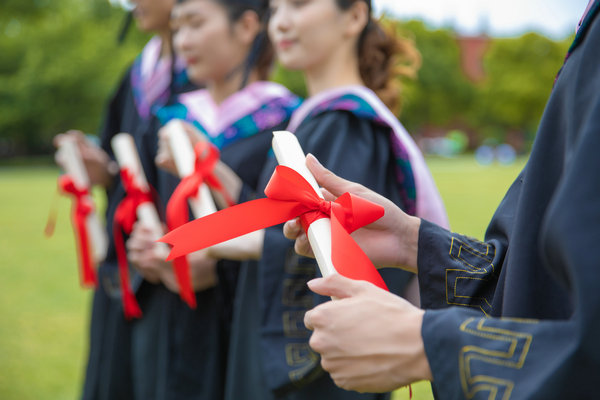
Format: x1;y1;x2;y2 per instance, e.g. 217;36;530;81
343;1;369;38
234;10;262;46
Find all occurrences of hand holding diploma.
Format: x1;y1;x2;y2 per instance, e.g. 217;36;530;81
161;120;231;307
160;131;389;290
283;154;422;273
53;135;108;287
303;274;431;393
111;133;171;318
156;120;242;208
54;130;118;188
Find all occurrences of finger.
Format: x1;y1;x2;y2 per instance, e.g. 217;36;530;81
53;133;66;148
307;274;368;299
304;309;315;331
306;154;355;197
320;188;336;202
183;122;206;144
283;218;302;240
294;234;314;258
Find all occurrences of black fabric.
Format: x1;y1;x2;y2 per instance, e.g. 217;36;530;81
418;11;600;400
226;109;414;400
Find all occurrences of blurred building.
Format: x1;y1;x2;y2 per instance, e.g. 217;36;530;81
456;35;490;83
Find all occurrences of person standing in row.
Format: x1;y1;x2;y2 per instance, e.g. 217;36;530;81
126;0;301;398
223;0;447;399
54;0;194;398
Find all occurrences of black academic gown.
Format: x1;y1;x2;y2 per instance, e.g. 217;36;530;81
226;110;415;400
418;7;600;400
163;120;293;400
81;65;194;400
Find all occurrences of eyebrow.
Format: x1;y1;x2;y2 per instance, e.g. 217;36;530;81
171;8;205;21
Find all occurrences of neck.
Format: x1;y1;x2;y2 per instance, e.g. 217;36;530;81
158;29;172;58
208;69;260;105
304;44;363;97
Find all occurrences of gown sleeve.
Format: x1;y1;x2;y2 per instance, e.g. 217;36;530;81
420;15;600;399
416;172;521;314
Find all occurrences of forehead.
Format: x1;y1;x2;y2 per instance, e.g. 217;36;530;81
171;0;215;19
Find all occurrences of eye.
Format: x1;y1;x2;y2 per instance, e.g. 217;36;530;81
170;20;181;33
291;0;309;7
188;17;204;29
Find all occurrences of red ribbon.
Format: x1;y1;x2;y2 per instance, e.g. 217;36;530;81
160;166;388;290
166;142;235;308
58;175;98;288
113;168;154;319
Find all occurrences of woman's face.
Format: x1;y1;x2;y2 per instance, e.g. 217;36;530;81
268;0;354;71
130;0;175;32
171;0;255;84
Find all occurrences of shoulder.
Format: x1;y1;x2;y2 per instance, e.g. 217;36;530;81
297;109;391;146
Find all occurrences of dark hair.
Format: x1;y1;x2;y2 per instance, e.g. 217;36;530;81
177;0;274;85
335;0;421;112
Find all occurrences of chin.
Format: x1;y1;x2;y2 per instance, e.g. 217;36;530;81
186;67;209;85
134;18;153;33
276;55;305;72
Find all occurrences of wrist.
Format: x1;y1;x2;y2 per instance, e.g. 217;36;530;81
396;216;420;273
410;309;433;382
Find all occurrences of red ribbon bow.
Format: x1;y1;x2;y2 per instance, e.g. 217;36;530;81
58;175;98;288
166;142;235;309
113;168;154;319
160;166;388;290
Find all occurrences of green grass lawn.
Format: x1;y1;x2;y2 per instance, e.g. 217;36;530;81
0;156;526;400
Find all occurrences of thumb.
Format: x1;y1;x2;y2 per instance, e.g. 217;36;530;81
307;274;366;299
306;154;353;198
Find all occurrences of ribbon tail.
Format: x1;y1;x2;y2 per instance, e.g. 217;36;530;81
330;215;388;291
160;198;304;260
113;224;143;319
173;256;197;309
74;211;98;288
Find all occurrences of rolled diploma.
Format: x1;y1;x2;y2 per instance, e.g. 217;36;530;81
272;131;336;278
59;137;108;263
111;133;169;258
164;119;217;218
165;120;262;259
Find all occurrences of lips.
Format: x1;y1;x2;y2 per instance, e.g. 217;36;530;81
277;39;296;51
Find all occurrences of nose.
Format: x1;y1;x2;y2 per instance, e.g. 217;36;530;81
269;4;291;35
173;27;192;55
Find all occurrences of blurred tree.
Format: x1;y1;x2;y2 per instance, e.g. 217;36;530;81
0;1;575;156
473;33;571;143
0;0;148;155
393;20;477;134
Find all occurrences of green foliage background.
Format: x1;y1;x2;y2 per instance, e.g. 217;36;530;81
0;0;150;155
0;1;573;156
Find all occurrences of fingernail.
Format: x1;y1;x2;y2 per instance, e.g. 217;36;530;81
307;153;322;167
307;278;321;289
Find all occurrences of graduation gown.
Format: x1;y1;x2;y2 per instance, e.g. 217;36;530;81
418;5;600;399
81;36;194;400
225;87;447;400
156;81;301;400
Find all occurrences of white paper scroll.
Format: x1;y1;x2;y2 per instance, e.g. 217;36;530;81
57;136;108;263
163;119;217;218
272;131;337;278
111;133;169;258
